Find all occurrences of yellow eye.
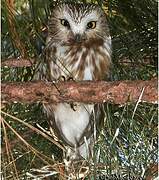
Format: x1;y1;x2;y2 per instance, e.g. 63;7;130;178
87;21;96;29
60;19;70;28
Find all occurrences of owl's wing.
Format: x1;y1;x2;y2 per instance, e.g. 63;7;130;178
34;40;58;82
43;103;76;148
43;103;67;149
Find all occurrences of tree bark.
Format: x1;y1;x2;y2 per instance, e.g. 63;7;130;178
2;78;157;105
2;58;34;67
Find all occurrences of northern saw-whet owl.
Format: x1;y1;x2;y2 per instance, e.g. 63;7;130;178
42;2;111;169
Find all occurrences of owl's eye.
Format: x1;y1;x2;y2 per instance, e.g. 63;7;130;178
87;21;96;29
60;19;70;28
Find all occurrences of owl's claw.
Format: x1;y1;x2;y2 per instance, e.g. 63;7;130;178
58;75;66;82
70;103;78;111
67;77;74;81
58;76;77;111
57;76;74;82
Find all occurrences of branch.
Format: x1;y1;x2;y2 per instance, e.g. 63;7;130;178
2;57;152;68
2;58;35;67
2;79;157;104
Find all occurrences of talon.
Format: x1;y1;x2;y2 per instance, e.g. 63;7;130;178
58;75;66;82
70;103;78;111
67;77;74;81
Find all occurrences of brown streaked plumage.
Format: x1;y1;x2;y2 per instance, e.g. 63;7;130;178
41;2;111;177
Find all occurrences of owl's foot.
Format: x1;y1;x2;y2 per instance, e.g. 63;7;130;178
67;77;74;81
57;76;75;82
57;75;66;82
67;77;77;111
57;76;77;111
70;102;78;111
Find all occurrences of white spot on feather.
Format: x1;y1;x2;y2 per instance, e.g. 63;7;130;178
84;66;93;80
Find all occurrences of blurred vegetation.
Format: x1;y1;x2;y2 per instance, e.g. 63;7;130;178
1;0;158;179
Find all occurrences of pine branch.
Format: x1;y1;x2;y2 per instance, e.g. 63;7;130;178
2;79;157;104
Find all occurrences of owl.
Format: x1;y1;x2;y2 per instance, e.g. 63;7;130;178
42;1;111;173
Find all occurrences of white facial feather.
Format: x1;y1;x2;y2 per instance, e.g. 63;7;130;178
63;11;99;35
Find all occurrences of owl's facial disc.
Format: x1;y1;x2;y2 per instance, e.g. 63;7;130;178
60;17;98;43
50;3;110;44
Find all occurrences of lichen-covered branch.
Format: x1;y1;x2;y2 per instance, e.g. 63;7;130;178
2;79;157;104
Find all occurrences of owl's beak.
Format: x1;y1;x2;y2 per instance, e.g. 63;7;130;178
74;34;82;43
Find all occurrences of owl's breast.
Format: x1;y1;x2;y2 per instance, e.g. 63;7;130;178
53;40;111;81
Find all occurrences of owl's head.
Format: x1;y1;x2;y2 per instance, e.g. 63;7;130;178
48;3;110;44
